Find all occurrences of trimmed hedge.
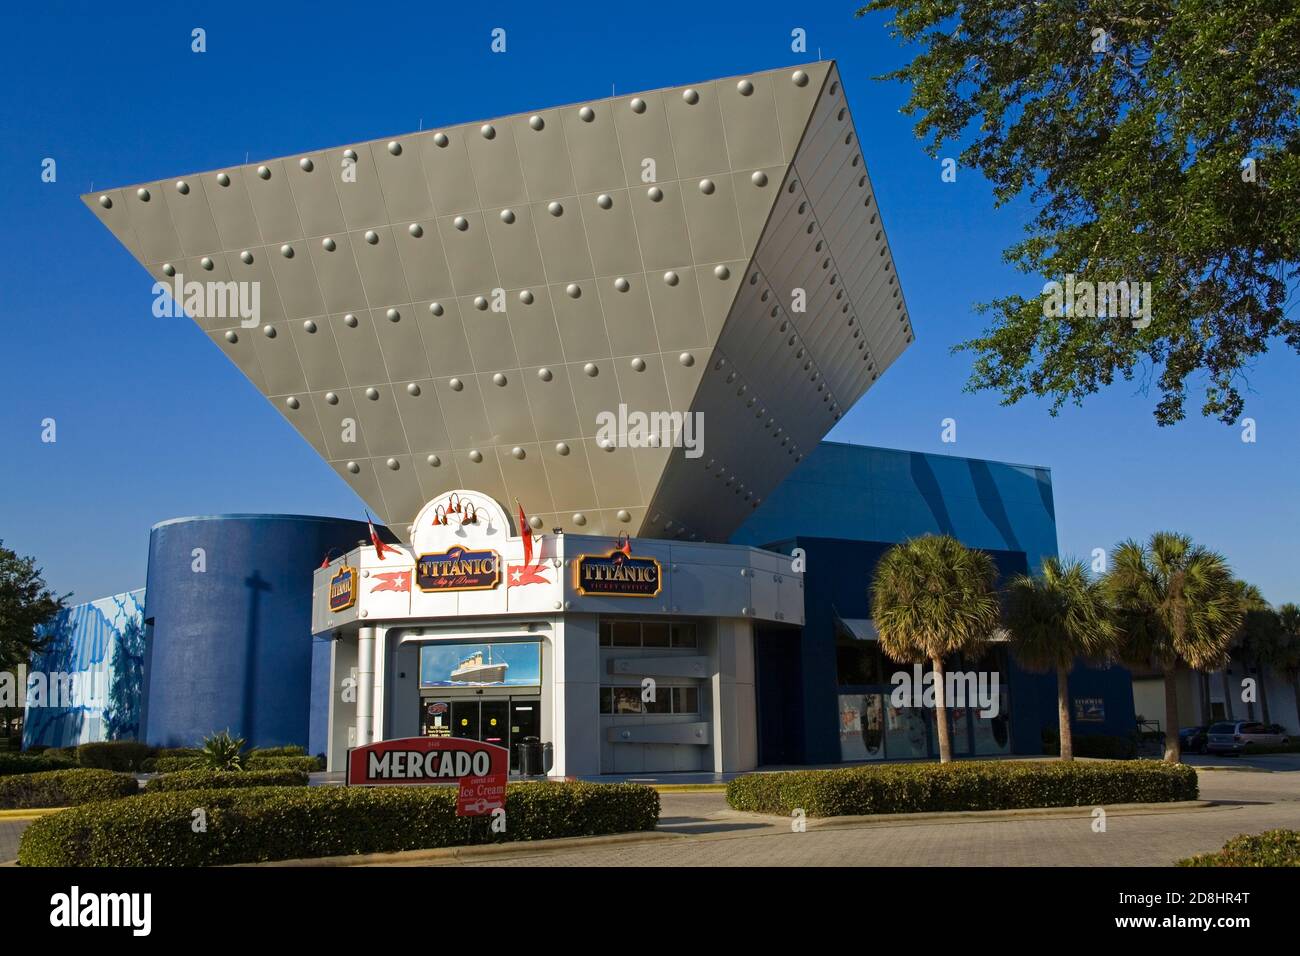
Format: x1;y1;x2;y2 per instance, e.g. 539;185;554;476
77;741;153;772
248;746;306;758
150;754;322;773
18;781;660;866
144;769;308;792
1178;829;1300;867
245;755;323;772
150;756;204;773
0;752;77;776
726;759;1200;817
0;769;139;810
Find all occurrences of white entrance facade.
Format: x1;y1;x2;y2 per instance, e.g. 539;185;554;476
313;490;803;776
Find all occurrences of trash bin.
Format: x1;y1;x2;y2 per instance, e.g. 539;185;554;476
540;740;555;774
516;736;542;776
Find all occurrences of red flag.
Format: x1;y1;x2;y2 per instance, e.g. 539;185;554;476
370;570;411;593
319;554;331;569
616;532;632;556
517;502;533;567
367;513;397;561
507;563;550;588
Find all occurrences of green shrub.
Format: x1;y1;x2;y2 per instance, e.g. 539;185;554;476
18;781;660;866
76;741;154;772
199;730;246;771
0;769;139;809
150;756;204;773
0;752;76;776
244;755;323;773
248;745;306;757
1178;829;1300;867
143;769;308;793
726;759;1199;817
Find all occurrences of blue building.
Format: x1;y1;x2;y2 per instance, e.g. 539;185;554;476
731;442;1134;765
27;442;1134;767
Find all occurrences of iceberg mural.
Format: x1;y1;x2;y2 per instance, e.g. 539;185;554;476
23;589;146;748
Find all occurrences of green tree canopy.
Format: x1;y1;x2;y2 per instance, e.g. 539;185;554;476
0;541;68;673
861;0;1300;424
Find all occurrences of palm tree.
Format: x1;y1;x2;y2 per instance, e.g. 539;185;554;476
871;534;1002;763
1005;557;1119;760
1230;582;1280;723
1275;603;1300;729
1104;532;1242;762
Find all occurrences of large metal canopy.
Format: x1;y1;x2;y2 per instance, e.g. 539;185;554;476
85;60;912;542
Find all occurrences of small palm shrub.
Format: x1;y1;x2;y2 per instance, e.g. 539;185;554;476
199;730;246;771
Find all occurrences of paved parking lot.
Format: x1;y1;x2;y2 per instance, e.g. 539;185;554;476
424;762;1300;867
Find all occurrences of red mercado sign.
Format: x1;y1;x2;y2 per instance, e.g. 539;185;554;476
346;737;508;817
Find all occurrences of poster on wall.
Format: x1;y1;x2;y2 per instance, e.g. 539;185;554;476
1074;697;1105;723
838;693;885;761
419;642;541;688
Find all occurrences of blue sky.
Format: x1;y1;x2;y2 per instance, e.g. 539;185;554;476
1;2;1295;605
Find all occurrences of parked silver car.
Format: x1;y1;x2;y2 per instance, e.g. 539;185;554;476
1205;721;1291;755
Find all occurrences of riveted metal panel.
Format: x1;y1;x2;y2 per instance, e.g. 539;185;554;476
596;274;660;357
286;150;345;238
578;189;643;279
418;299;476;377
243;161;301;245
162;177;222;256
461;298;520;372
393;221;456;301
374;135;435;223
84;61;910;541
504;286;565;368
372;305;433;384
514;109;577;199
483;204;547;289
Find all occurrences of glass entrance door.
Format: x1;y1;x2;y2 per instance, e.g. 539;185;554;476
451;700;480;740
480;700;509;750
509;699;541;771
422;697;542;772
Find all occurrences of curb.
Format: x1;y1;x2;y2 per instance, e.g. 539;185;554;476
798;799;1215;830
236;829;682;867
0;808;62;820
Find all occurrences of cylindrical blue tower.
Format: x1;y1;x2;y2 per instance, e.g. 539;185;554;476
142;514;373;750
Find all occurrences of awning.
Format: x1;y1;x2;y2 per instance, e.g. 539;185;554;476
834;616;1010;643
835;617;878;641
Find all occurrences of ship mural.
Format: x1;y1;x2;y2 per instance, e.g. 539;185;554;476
419;642;542;688
449;650;508;685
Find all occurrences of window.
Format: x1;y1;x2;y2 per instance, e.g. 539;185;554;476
611;621;641;647
613;688;643;714
603;685;702;715
642;622;670;647
598;617;699;647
